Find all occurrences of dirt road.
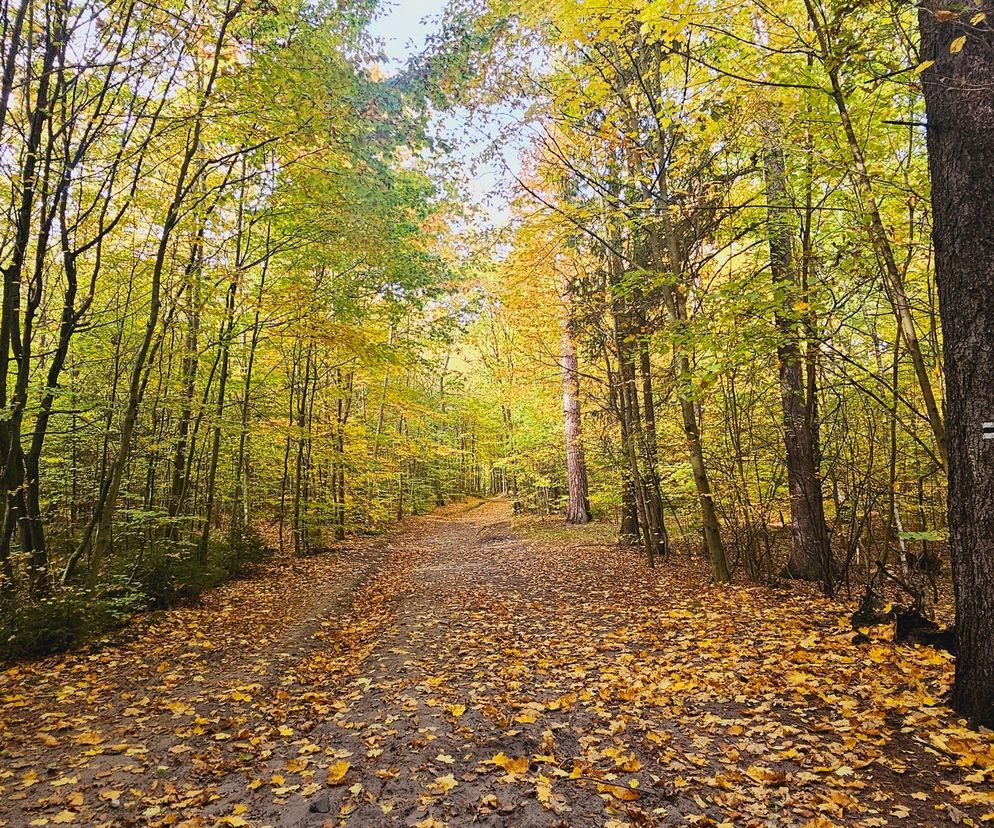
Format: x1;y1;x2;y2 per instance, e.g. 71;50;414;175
1;499;991;827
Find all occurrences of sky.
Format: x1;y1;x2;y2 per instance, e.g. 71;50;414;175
367;0;521;230
368;0;450;71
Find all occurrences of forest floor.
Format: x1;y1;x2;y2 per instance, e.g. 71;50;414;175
2;499;993;828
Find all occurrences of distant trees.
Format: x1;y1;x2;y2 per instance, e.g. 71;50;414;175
434;0;949;590
430;0;994;730
0;0;502;656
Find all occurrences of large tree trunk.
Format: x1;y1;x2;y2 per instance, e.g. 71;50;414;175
919;0;994;728
560;304;591;525
762;128;834;594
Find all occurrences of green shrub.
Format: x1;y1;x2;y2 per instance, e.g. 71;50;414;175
1;588;101;660
0;530;272;660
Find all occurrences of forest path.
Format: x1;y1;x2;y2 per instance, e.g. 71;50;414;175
2;500;993;827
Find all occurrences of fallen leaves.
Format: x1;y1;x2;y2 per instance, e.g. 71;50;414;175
488;752;530;775
325;760;350;785
97;788;123;802
2;503;993;827
428;773;458;794
596;781;640;802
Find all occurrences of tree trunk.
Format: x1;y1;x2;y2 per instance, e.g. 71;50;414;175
651;245;730;582
762;126;833;593
167;233;203;542
560;300;591;524
229;254;267;548
919;0;994;727
196;276;237;565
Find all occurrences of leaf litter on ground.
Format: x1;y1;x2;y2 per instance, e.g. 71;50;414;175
1;499;992;827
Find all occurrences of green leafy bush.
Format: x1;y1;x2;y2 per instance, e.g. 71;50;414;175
0;530;272;660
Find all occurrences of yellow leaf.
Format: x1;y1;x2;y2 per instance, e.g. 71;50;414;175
617;755;642;772
435;752;455;764
971;12;987;25
914;60;935;74
597;782;640;801
51;812;76;825
448;704;466;718
935;9;959;21
277;725;294;737
505;757;530;774
217;817;248;827
165;700;193;715
489;752;529;775
429;773;458;794
75;730;104;746
950;35;967;53
326;761;350;785
98;789;124;801
746;765;780;784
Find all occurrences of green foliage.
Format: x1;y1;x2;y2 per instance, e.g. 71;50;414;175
1;530;272;660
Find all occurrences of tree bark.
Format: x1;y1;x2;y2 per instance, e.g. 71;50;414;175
649;221;730;582
167;233;203;542
762;126;834;594
919;0;994;727
560;294;591;524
